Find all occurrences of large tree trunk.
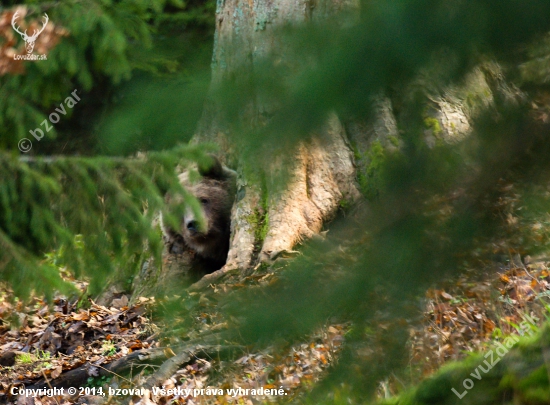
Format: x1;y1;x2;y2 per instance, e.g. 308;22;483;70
128;0;503;298
187;0;363;288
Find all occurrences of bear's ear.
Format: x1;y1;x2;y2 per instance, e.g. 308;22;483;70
198;155;224;179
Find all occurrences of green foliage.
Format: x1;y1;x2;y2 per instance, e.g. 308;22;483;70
16;353;33;364
0;0;215;153
377;326;550;405
86;375;112;388
193;0;550;394
0;145;215;298
0;0;216;299
2;0;158;148
98;74;211;154
4;0;550;402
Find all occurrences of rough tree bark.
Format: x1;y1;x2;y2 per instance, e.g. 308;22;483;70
188;0;365;288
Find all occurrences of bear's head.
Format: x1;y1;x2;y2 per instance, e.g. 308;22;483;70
162;156;237;270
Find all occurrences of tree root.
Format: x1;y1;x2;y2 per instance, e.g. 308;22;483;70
188;267;237;291
21;347;166;391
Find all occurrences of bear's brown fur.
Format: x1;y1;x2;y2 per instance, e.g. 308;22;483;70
162;156;237;271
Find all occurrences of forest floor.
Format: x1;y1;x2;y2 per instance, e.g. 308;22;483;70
1;254;548;405
1;182;550;404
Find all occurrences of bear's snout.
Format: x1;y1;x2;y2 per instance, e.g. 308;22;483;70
184;209;208;235
186;219;198;233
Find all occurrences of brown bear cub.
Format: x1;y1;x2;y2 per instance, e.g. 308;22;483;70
162;156;237;272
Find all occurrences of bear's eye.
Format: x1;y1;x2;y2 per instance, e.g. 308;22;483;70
199;198;209;205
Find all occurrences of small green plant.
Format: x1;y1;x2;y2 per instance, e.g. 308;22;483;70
16;353;33;364
101;341;117;356
28;350;54;373
36;350;51;360
424;117;442;137
86;375;112;388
